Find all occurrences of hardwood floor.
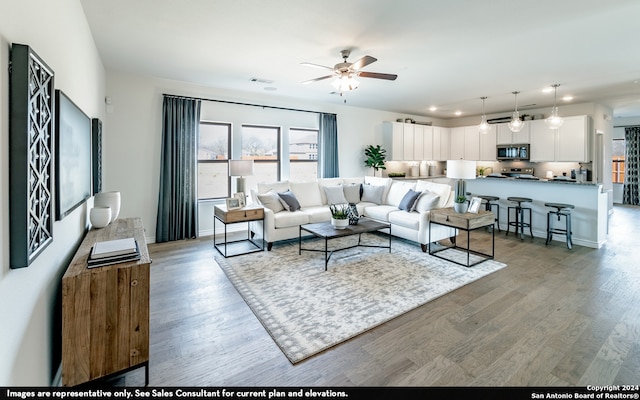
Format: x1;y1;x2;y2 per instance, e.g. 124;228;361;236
119;205;640;386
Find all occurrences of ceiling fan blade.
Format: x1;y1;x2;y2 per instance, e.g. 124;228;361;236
358;71;398;81
301;75;334;84
350;55;377;71
300;62;334;71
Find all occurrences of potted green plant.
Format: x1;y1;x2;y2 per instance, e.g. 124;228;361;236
364;144;387;176
454;195;468;213
329;204;349;229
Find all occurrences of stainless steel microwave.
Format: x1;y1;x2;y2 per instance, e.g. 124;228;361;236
497;144;529;160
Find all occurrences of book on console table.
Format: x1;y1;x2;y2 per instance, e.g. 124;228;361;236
87;237;140;268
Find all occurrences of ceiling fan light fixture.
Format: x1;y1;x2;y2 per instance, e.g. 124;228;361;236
545;84;564;130
478;96;491;134
508;91;525;133
331;74;359;92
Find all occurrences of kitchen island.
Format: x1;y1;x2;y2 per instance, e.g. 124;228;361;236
464;177;608;248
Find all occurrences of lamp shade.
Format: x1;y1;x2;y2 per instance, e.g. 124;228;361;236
229;160;254;176
446;160;476;180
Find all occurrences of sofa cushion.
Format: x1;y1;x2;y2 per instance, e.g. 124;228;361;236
413;191;440;212
361;184;385;204
343;183;362;204
398;189;422;211
257;180;290;194
324;185;348;205
289;181;323;208
388;210;420;230
364;205;399;221
278;190;301;211
256;191;285;213
364;176;392;203
415;181;452;209
342;177;365;185
273;210;309;228
302;206;332;223
317;178;343;204
387;181;417;207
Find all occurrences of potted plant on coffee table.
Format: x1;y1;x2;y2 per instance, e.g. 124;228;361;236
454;195;468;213
329;204;349;229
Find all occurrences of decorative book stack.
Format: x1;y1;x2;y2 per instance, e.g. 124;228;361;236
87;237;140;268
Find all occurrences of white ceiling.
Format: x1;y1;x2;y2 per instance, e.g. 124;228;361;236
80;0;640;119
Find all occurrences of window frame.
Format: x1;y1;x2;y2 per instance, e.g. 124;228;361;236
612;138;625;184
197;121;231;201
241;124;282;183
289;127;319;180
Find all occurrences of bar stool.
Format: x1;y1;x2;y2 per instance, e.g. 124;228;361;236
477;195;500;232
545;202;575;249
506;197;533;240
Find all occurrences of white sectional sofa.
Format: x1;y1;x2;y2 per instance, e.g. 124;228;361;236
249;176;457;252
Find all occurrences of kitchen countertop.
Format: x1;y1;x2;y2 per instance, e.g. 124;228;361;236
478;176;599;186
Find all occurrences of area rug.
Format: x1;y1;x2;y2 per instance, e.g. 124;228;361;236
214;234;506;364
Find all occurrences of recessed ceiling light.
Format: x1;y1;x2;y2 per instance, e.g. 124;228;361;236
562;95;573;101
429;106;437;111
454;111;462;116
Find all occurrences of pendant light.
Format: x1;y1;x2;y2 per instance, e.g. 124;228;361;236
545;84;564;129
508;91;525;133
478;96;491;134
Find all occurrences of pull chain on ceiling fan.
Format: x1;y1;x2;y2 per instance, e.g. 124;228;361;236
301;49;397;94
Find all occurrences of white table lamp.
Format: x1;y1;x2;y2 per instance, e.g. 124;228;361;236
229;160;254;194
446;160;476;200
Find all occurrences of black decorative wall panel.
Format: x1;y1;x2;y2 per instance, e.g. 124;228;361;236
92;118;102;194
9;44;55;268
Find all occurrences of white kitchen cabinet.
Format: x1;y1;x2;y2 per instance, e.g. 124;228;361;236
432;126;450;161
479;123;497;161
402;123;415;160
422;125;433;161
382;121;405;161
450;127;465;160
530;115;590;162
496;122;530;144
464;126;480;160
413;124;424;161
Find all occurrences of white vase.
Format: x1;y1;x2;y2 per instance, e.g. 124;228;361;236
90;207;112;228
331;218;348;230
94;191;121;222
454;202;468;214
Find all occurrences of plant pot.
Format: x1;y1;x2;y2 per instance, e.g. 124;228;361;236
454;202;468;214
94;191;121;222
90;206;112;228
331;218;349;230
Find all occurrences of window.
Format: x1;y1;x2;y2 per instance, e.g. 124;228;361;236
198;122;230;199
242;125;280;191
289;128;318;181
612;139;625;184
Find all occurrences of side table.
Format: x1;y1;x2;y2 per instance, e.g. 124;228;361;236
214;204;265;257
429;208;495;267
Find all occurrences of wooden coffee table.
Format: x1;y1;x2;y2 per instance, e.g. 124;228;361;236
299;218;391;271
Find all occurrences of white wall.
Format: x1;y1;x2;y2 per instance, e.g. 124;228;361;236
104;71;444;242
0;0;105;385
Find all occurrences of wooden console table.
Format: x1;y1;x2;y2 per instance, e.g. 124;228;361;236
61;217;151;386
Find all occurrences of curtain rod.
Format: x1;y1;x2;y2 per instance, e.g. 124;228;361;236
163;93;336;116
613;124;640;128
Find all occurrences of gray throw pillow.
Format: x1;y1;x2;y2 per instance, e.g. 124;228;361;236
278;190;301;211
343;183;362;204
256;191;285;213
324;186;348;205
413;191;440;212
399;189;422;211
361;184;385;205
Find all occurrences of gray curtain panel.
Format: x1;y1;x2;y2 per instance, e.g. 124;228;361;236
318;113;339;178
623;126;640;205
156;95;201;242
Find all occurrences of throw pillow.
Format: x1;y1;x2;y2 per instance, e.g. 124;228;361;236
413;191;440;212
343;183;362;204
324;185;348;205
277;190;301;212
361;184;385;205
256;191;285;213
398;189;422;211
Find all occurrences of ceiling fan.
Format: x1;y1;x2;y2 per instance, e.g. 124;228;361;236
301;49;397;93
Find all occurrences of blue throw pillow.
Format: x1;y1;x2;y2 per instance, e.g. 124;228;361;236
399;189;422;211
277;190;301;211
